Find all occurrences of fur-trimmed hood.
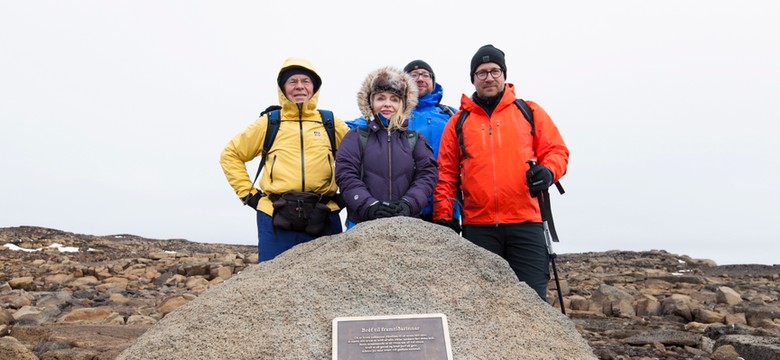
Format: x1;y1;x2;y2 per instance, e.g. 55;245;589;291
357;66;418;127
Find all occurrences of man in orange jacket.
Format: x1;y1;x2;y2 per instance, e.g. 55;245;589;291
433;44;569;300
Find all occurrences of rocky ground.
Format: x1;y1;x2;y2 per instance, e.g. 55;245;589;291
1;225;778;359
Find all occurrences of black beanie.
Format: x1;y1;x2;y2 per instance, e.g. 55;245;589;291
470;44;506;83
277;66;322;94
404;59;435;83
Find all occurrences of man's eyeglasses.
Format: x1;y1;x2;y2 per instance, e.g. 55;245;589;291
474;69;502;80
409;71;431;79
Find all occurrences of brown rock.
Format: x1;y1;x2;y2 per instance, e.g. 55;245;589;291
126;315;157;325
661;294;698;321
0;336;38;359
8;277;34;290
0;291;34;309
157;295;195;316
0;309;13;326
149;252;175;260
68;276;98;288
44;273;75;284
13;305;58;325
712;344;740;360
635;294;661;317
696;308;726;324
57;306;120;324
717;286;743;305
589;284;636;318
725;312;747;325
210;265;233;281
184;277;209;291
568;295;589;311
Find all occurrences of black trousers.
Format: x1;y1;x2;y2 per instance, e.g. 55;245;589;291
463;222;550;300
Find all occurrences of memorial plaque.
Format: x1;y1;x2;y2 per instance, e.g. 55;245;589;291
332;313;453;360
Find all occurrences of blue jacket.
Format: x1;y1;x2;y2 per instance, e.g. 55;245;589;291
407;83;455;159
335;115;438;225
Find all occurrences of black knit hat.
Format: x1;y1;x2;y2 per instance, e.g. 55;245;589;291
470;44;506;83
404;59;435;83
277;66;322;94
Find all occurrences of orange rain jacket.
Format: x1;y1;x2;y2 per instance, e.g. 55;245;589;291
433;84;569;225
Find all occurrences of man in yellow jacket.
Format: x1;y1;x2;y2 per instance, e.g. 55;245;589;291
434;45;570;300
220;57;349;262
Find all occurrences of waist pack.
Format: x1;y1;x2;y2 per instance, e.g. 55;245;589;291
270;191;333;236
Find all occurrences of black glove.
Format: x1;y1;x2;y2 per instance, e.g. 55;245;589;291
526;164;553;197
366;201;396;220
242;191;264;211
435;219;461;235
390;199;412;217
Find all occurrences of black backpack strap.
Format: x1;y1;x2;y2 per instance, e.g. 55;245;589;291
436;103;456;116
318;109;337;158
250;109;282;188
515;99;564;195
259;105;282;117
405;129;419;151
454;110;470;159
356;126;371;180
514;99;535;137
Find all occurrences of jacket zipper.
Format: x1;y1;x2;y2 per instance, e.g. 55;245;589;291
327;153;334;188
270;155;277;183
387;128;392;199
489;122;499;226
298;110;305;191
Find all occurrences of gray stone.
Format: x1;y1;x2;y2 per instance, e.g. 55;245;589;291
622;329;702;347
716;334;780;360
117;217;596;359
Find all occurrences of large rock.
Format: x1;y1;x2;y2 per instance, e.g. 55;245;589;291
117;217;596;359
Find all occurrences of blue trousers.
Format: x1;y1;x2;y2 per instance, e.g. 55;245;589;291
462;222;550;300
256;211;343;263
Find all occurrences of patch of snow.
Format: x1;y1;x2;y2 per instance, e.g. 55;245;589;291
3;244;40;252
48;243;80;253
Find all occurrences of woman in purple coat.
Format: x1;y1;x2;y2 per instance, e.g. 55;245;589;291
335;66;438;228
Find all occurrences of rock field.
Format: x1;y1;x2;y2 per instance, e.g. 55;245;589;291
1;225;778;359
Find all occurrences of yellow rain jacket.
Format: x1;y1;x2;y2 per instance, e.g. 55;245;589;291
220;57;349;216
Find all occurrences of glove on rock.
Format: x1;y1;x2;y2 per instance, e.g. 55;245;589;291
366;202;397;220
390;199;413;217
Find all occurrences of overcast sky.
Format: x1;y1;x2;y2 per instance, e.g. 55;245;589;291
2;1;778;265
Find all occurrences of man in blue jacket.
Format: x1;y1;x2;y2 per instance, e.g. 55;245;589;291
402;60;461;225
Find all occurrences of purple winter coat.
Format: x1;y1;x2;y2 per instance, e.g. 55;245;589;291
335;118;438;224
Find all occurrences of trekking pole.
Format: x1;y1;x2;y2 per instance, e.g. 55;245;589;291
527;160;566;315
546;229;566;315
